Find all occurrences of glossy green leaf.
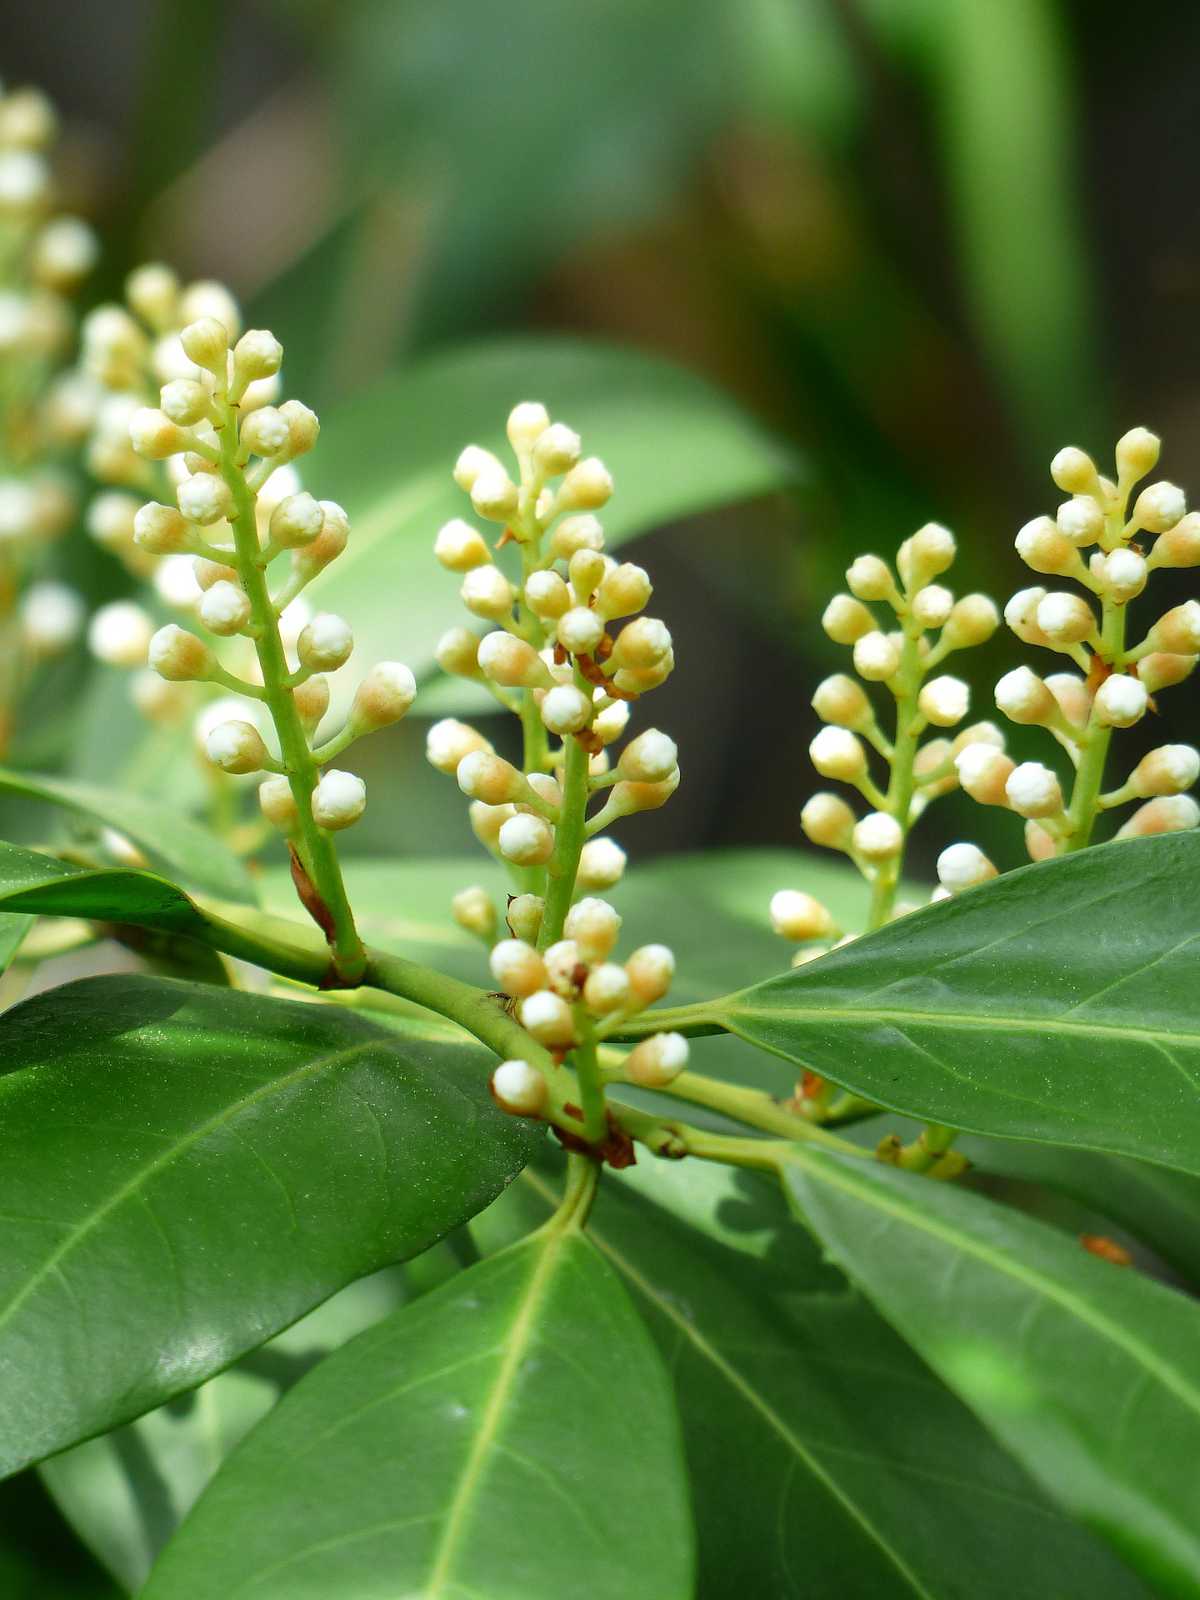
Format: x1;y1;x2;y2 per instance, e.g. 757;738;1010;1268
711;834;1200;1174
311;339;794;703
783;1148;1200;1595
0;912;32;974
0;766;251;901
0;974;535;1477
41;1266;410;1593
142;1221;694;1599
475;1154;1144;1599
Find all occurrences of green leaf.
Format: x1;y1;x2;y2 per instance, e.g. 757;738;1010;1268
0;767;252;901
0;913;32;974
711;834;1200;1174
782;1148;1200;1596
475;1154;1145;1599
310;338;794;705
0;1471;122;1600
40;1266;411;1593
142;1220;694;1599
0;974;535;1477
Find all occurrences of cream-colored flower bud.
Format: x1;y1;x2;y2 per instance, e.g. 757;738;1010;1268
577;836;626;890
955;743;1015;806
1050;446;1100;496
1116;427;1160;482
943;592;999;649
278;400;319;457
349;661;417;731
426;718;492;773
435;626;481;678
131;500;189;556
618;728;677;783
1132;481;1186;533
1116;795;1200;838
1129;745;1200;798
498;813;555;866
994;665;1055;725
206;719;269;774
525;569;570;620
912;738;954;798
1093;673;1148;729
491;1059;547;1117
540;683;593;736
811;674;870;728
179;280;241;337
176;473;232;527
625;944;676;1008
898;523;956;587
460;565;515;622
911;584;954;629
1056;496;1104;546
269;492;324;549
809;725;867;782
769;890;833;941
126;262;178;328
130;407;188;461
476;631;551;689
567;548;607;601
452;445;502;493
611;651;675;696
469;802;514;850
936;842;997;893
1004;587;1050;646
625;1032;689;1087
1036;591;1096;646
179;317;229;376
519;989;576;1046
312;769;366;830
1100;548;1147;604
591;698;629;746
1148;601;1200;655
257;775;297;831
293;674;330;734
1005;761;1064;818
1044;672;1091;726
846;554;895;602
88;601;154;667
148;623;212;682
21;582;82;655
611;615;671;671
852;630;901;682
490;936;548;999
595;562;651;620
555;457;613;512
131;669;189;723
298;613;354;672
533;423;581;476
239;405;289;459
581;963;630;1016
1138;652;1198;693
556;605;605;657
470;468;519;523
800;791;856;850
822;593;874;645
951;721;1006;755
1023;821;1056;862
918;674;969;727
434;518;491;573
507;401;550;452
159;379;210;429
457;749;529;806
1015;515;1080;575
193;557;239;591
1148;512;1200;570
233;328;283;384
853;811;903;861
563;897;620;963
549;513;604;558
507;894;544;943
198;580;251;636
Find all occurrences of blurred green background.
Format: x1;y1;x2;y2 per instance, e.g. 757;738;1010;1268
7;0;1200;879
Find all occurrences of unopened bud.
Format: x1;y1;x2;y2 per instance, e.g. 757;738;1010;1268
198;580;252;636
278;400;320;457
625;944;675;1006
853;630;901;682
21;581;82;654
625;1031;689;1088
298;613;354;672
491;1059;547;1117
233;328;283;384
936;842;997;893
1004;587;1050;646
1036;591;1096;646
556;606;605;656
577;836;626;889
565;896;622;963
1129;745;1200;798
130;407;189;460
507;401;550;453
611;615;670;670
159;379;210;428
595;562;651;620
541;683;593;735
846;555;895;603
271;492;324;548
955;743;1015;806
533;423;581;476
583;963;632;1016
1056;496;1104;546
898;523;956;587
1117;794;1200;838
133;500;190;555
822;593;874;645
1148;601;1200;656
1005;761;1064;819
477;631;551;689
911;584;954;628
349;661;417;730
1044;672;1091;726
995;665;1056;725
258;775;297;830
525;569;571;619
293;674;330;733
1137;652;1197;693
1093;673;1147;729
1148;512;1200;570
549;513;604;558
555;457;613;512
852;811;903;861
1115;427;1160;482
800;791;856;850
618;728;677;783
179;317;229;376
206;719;270;774
1101;547;1147;603
470;468;519;522
457;750;529;805
1132;481;1186;533
435;626;481;678
312;769;367;829
943;593;999;649
1015;516;1080;575
507;893;544;943
498;813;555;866
426;718;492;773
519;989;576;1046
918;674;969;727
461;565;515;622
1050;447;1100;496
810;726;867;782
769;890;833;941
177;473;232;527
88;601;154;667
812;674;870;728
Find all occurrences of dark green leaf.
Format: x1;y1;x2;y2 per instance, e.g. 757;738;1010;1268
142;1222;694;1599
0;913;32;974
0;974;535;1477
0;1471;121;1600
783;1148;1200;1595
713;835;1200;1174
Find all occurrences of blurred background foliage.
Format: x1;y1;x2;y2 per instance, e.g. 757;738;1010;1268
7;0;1200;877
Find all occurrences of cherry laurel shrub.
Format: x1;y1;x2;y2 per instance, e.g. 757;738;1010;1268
1;246;1199;1595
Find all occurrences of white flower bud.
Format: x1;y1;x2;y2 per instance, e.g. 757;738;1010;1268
490;939;548;998
1005;761;1064;819
177;473;233;527
595;562;651;621
1056;496;1104;546
898;523;956;587
911;584;954;628
507;894;544;943
258;776;298;831
525;569;571;620
625;1032;689;1088
470;468;519;522
426;718;492;773
811;674;870;728
577;836;627;890
918;674;969;727
477;631;551;689
955;743;1015;806
1015;516;1080;575
533;423;581;476
148;624;213;682
453;445;504;492
1036;591;1096;646
769;890;833;941
1004;587;1050;646
810;725;867;782
1092;674;1147;729
159;379;209;428
434;519;493;578
132;669;189;723
1147;512;1200;570
179;317;229;377
349;661;417;730
952;720;1006;755
618;728;677;783
565;896;622;962
298;613;354;672
519;989;576;1046
278;399;319;457
549;513;605;558
852;630;901;682
491;1059;547;1117
278;597;312;651
130;407;188;461
461;565;515;622
1101;547;1147;603
498;813;555;866
583;963;631;1016
131;500;189;556
198;579;252;636
179;280;240;337
89;601;154;667
936;842;997;893
611;615;671;672
435;627;481;678
555;457;613;512
124;261;178;328
312;769;367;830
540;683;593;736
233;328;283;384
457;749;528;805
294;674;330;733
1133;480;1186;533
822;593;874;644
852;811;903;861
1116;427;1160;481
1023;821;1056;862
592;697;630;746
995;666;1056;725
1050;447;1099;496
1149;601;1200;655
1129;745;1200;798
556;606;605;656
206;719;270;774
270;492;324;548
800;792;856;850
943;592;999;649
625;943;675;1006
1137;652;1198;693
21;581;82;654
846;555;895;602
239;405;290;458
1117;795;1200;838
1044;673;1091;726
507;402;550;452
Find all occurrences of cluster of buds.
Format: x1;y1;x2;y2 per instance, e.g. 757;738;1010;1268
428;403;678;943
772;524;1002;952
487;900;683;1114
0;84;99;748
944;429;1200;881
113;309;415;845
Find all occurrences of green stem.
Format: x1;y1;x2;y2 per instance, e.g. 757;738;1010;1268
572;1016;608;1143
538;729;589;949
1061;601;1125;853
641;1069;863;1154
866;624;923;930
